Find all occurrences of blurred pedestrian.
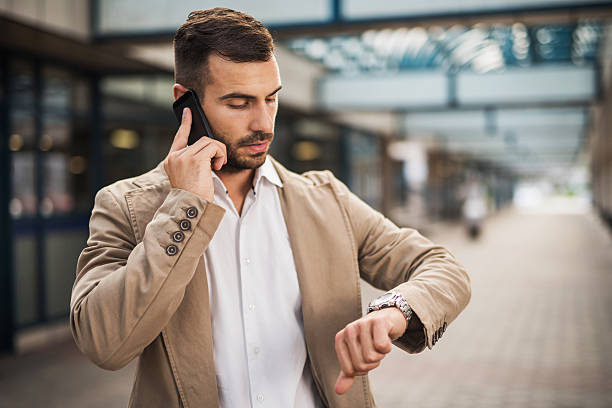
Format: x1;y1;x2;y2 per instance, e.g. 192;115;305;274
461;177;488;239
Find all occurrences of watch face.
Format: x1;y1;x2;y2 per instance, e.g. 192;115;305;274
377;293;395;305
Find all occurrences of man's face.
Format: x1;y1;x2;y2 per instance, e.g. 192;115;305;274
201;53;281;171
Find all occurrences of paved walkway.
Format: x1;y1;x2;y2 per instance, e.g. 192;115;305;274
1;206;611;407
366;206;612;408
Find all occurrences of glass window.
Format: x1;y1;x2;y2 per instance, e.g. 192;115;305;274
40;66;91;216
42;152;74;216
9;60;94;328
102;91;176;184
42;67;71;113
285;117;343;176
9;59;40;326
9;60;37;218
10;152;37;217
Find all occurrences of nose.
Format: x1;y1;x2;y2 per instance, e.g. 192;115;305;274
248;101;275;134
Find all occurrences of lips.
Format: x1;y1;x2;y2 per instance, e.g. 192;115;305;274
244;141;269;153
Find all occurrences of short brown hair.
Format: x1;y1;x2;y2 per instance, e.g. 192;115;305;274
173;8;274;99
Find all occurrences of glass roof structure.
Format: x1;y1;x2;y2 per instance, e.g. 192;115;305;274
286;21;602;74
285;20;605;177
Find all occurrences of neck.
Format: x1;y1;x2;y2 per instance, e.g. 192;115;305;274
217;167;255;194
216;166;256;216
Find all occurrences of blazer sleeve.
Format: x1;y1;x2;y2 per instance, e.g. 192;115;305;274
70;186;225;370
332;176;471;353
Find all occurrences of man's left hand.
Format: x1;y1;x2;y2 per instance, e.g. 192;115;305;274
334;307;407;395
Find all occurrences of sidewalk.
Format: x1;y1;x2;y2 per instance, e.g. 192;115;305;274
0;337;135;407
366;207;612;407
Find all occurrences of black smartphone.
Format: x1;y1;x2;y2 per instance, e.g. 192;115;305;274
172;89;214;146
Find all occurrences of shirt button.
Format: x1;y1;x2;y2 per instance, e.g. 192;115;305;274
244;257;251;264
165;244;178;256
248;304;256;312
254;346;260;354
257;394;264;402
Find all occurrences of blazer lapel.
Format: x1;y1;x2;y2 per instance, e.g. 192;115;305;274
272;159;368;407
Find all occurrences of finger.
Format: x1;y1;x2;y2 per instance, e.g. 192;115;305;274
185;137;226;158
360;321;386;363
180;136;215;156
334;371;355;395
334;332;355;378
210;140;227;169
169;107;192;153
213;155;225;171
344;325;370;372
372;319;393;354
179;129;217;150
193;141;226;161
194;143;227;171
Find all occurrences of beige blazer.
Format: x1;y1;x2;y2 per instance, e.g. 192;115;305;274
70;158;470;408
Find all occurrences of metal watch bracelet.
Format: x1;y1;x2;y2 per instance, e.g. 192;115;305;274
367;292;413;324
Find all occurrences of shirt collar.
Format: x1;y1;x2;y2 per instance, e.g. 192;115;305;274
253;156;283;189
210;171;228;197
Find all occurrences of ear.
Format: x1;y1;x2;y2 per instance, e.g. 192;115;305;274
172;83;189;101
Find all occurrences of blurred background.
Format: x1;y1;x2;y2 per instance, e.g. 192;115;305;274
1;1;611;407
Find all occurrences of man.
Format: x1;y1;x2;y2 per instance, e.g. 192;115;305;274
70;8;470;408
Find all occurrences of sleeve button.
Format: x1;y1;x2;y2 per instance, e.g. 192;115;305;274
179;219;191;231
172;231;185;242
186;207;198;218
166;244;178;256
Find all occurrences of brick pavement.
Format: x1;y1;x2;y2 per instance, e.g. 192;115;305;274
0;207;610;407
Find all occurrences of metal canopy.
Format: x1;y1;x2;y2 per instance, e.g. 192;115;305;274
401;107;588;175
93;0;612;39
319;64;595;109
342;0;612;21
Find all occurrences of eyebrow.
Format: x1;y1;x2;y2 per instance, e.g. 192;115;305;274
218;85;282;101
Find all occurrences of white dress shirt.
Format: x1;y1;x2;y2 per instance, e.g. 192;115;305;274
203;157;323;408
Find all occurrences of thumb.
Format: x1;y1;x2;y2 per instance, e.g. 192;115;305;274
334;371;355;395
170;107;192;153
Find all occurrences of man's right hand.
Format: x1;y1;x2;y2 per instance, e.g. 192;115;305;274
164;107;227;202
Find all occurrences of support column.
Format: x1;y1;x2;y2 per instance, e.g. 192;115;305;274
0;52;15;352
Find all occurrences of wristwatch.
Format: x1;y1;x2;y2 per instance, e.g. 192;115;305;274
367;292;413;325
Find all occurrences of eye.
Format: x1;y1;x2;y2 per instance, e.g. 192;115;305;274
225;97;249;109
266;98;277;104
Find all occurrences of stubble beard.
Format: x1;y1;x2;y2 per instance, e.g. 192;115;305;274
211;128;274;172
